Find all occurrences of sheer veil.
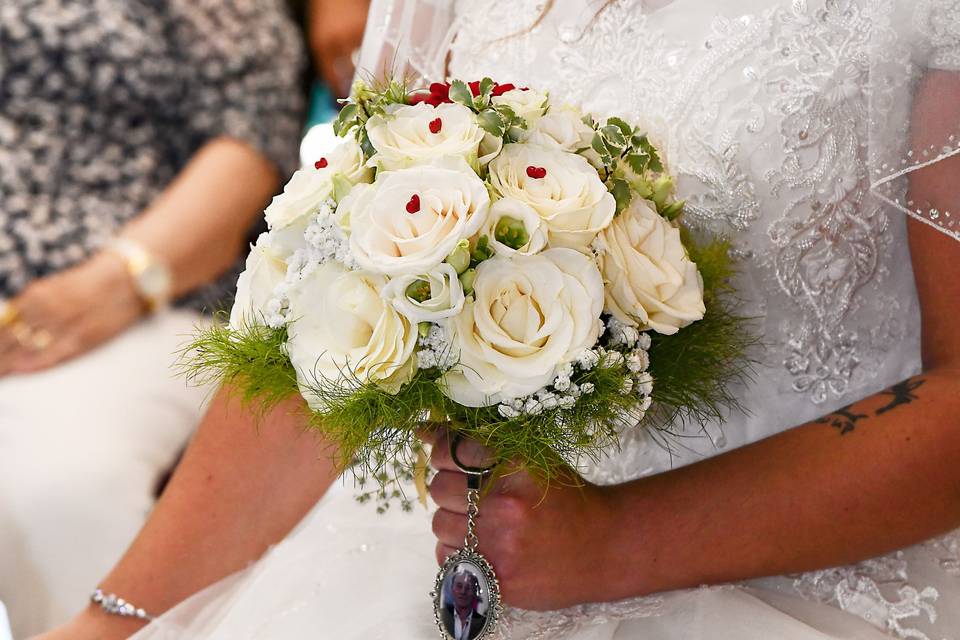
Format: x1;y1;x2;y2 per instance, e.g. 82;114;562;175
869;0;960;241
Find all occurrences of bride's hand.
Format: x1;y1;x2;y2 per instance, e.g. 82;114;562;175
428;430;644;611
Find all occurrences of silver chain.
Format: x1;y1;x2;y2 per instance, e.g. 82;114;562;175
464;486;480;551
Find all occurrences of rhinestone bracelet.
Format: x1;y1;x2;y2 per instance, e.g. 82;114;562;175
90;588;156;621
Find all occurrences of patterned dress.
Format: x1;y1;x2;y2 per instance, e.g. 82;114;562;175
0;0;306;309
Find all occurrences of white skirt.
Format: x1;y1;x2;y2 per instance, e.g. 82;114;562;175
0;309;211;637
128;478;955;640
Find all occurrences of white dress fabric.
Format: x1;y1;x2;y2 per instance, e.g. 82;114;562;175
0;310;211;637
130;1;960;638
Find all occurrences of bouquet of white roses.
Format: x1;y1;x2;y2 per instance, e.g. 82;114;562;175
185;78;753;489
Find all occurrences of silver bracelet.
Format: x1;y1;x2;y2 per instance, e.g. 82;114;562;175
90;588;156;622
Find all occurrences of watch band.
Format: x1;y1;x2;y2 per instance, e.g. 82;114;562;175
105;237;173;312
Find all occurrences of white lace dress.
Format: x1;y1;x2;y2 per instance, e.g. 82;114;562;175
127;1;960;638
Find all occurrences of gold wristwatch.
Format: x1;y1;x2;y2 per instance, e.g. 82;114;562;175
105;238;173;312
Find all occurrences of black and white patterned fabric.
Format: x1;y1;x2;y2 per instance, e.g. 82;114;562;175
0;0;307;309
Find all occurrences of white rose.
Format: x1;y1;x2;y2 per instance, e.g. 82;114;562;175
286;262;417;406
381;263;465;323
366;102;487;171
264;139;372;231
346;158;490;276
492;88;549;125
489;144;615;250
524;105;594;153
229;233;288;330
442;248;604;407
481;197;548;257
597;198;705;335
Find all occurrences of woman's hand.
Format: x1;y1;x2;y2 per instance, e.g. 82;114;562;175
428;430;640;611
0;252;144;376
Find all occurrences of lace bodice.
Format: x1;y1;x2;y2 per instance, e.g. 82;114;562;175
444;0;957;485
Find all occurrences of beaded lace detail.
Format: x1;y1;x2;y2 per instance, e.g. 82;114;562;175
449;1;958;637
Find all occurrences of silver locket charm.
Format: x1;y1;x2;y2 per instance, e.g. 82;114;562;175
432;435;502;640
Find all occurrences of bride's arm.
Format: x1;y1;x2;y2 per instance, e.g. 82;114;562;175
430;71;960;611
36;390;336;639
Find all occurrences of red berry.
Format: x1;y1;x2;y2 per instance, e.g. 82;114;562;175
314;157;328;169
526;165;547;179
406;194;421;214
429;117;443;134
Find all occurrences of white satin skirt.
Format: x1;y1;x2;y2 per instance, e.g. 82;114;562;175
0;310;210;638
129;478;959;640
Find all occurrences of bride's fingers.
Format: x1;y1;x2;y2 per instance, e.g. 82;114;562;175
428;470;468;512
436;542;459;566
430;430;496;472
432;507;468;549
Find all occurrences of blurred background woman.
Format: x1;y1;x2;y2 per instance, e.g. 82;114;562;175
0;0;306;635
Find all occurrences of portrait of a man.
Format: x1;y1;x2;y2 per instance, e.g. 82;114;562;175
441;566;487;640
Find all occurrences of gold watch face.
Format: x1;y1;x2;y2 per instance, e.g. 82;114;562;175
138;262;172;304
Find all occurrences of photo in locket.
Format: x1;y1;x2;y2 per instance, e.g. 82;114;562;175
439;562;491;640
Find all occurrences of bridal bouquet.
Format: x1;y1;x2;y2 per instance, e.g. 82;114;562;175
185;77;751;489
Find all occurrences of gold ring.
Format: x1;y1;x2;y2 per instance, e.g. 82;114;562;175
30;328;54;351
10;322;54;351
0;302;19;328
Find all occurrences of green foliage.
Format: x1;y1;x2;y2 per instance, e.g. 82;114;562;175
298;355;640;485
644;236;757;438
178;319;299;415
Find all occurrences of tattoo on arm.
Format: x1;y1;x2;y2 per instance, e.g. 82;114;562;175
815;376;926;435
875;378;926;415
815;406;869;435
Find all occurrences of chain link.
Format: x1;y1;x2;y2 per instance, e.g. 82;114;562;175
464;487;480;550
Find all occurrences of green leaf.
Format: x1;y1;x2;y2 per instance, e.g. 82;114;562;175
478;77;495;104
448;80;475;109
625;152;649;175
636;135;664;173
477;109;505;137
591;133;611;162
333;103;359;137
611;178;633;215
600;124;626;148
607;117;634;140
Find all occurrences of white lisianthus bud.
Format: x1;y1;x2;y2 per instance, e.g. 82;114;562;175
482;198;548;257
442;248;604;407
524;105;594;153
366;102;487;171
381;264;465;323
264;139;371;231
286;263;417;406
492;88;549;125
598;198;705;335
489;144;615;251
229;233;288;330
346;158;490;276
